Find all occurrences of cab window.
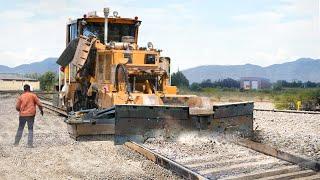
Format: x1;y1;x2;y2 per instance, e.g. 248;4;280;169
108;23;136;42
81;22;136;43
69;23;78;41
83;22;104;42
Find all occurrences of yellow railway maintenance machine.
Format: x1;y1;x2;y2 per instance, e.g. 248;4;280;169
56;8;254;144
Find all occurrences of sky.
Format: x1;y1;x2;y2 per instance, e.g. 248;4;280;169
0;0;319;71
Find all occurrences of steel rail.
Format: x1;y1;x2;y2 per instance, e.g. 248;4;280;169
234;139;320;172
40;100;68;117
126;139;320;179
254;108;320;114
125;141;208;180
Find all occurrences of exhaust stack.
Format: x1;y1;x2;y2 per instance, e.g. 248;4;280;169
103;7;110;44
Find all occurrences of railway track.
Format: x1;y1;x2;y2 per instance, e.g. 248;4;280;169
126;139;320;180
254;108;320;114
3;91;319;179
34;93;67;117
40;99;68;117
0;91;66;116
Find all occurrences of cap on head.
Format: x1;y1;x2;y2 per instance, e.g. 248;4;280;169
23;84;31;92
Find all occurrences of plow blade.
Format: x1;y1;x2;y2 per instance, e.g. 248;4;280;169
65;102;254;143
189;101;254;137
65;105;193;144
66;107;116;139
211;102;254;137
114;105;191;144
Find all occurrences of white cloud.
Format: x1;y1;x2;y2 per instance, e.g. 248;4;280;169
280;0;318;16
0;10;35;20
0;0;319;71
0;48;48;67
233;12;284;23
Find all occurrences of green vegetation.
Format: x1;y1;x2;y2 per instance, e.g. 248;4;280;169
173;71;320;110
274;80;320;88
180;87;273;102
171;71;189;88
272;88;320;110
182;86;320;110
25;71;58;91
190;78;240;91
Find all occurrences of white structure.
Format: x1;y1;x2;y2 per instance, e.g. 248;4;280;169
0;74;40;91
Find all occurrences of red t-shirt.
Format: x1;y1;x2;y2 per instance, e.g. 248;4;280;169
16;92;42;117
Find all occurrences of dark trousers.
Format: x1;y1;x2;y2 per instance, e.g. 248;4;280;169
14;116;35;146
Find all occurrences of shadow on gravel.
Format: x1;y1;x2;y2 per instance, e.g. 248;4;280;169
75;135;115;142
252;130;264;143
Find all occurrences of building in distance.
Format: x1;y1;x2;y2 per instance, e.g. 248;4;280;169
240;77;271;90
0;73;40;91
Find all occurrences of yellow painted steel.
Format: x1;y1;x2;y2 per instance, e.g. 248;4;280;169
59;13;185;111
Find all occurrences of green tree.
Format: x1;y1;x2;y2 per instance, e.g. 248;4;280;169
171;71;189;87
39;71;57;91
190;82;202;91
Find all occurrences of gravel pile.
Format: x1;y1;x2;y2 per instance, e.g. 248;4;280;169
253;110;320;161
145;133;260;161
144;133;290;179
253;101;320;161
0;95;179;179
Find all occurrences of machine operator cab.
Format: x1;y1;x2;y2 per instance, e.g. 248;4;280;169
56;8;175;109
67;8;141;45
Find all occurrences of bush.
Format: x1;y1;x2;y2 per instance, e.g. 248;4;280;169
198;78;240;89
171;71;189;88
190;82;202;91
39;71;58;91
273;89;320;110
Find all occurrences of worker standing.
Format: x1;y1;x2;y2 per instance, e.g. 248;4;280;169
14;84;44;148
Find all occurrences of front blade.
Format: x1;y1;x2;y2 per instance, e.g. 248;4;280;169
114;105;191;144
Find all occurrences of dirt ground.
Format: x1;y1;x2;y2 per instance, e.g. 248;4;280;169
0;94;179;180
1;94;318;179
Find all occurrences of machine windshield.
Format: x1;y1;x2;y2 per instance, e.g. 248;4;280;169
82;22;136;43
83;22;104;41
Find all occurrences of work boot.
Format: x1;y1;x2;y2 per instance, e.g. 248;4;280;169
13;142;19;146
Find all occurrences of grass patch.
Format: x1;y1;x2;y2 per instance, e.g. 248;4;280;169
179;87;320;110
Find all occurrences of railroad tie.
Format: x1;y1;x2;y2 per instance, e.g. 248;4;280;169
221;165;300;180
187;155;266;169
199;158;280;175
256;169;317;180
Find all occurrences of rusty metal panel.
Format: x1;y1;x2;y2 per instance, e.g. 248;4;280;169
57;38;79;67
190;115;213;130
71;36;93;68
213;102;254;119
76;124;115;135
116;105;189;119
67;123;115;139
209;115;253;137
114;105;191;144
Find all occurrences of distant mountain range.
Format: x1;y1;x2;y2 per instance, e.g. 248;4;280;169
0;57;319;82
182;58;320;83
0;58;58;74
